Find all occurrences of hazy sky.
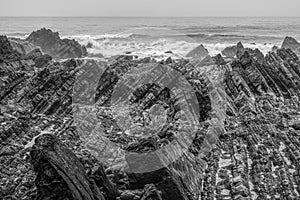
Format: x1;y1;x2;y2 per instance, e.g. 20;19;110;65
0;0;299;17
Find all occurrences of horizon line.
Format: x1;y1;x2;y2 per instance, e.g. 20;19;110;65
1;16;300;18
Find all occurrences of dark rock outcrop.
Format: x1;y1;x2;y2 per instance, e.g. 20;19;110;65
221;42;244;58
91;165;119;200
164;56;173;64
213;53;226;65
1;32;300;200
30;134;105;200
186;44;209;59
141;184;163;200
26;28;87;59
281;36;300;51
86;42;93;48
224;47;300;112
272;45;279;52
0;35;21;62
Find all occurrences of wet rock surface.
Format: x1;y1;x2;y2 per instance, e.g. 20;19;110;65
1;32;300;200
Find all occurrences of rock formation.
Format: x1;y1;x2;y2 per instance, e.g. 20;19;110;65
213;53;226;66
26;28;87;59
1;33;300;200
282;36;300;51
186;44;209;59
30;134;105;200
221;41;245;58
0;35;21;62
192;55;215;67
281;36;300;56
272;45;279;52
9;38;38;55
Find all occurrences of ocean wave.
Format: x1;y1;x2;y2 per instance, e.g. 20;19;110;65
6;32;277;59
66;33;135;40
185;33;249;40
65;32;282;44
71;33;276;59
209;34;246;38
162;32;280;41
67;32;253;41
185;33;209;38
81;37;197;59
6;32;29;39
235;25;279;30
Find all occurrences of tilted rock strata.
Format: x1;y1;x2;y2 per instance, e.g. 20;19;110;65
1;33;300;200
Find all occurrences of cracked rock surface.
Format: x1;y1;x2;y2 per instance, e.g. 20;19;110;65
1;31;300;200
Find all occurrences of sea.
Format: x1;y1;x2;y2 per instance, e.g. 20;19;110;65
1;17;300;59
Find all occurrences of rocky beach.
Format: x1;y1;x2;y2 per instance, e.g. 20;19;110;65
1;27;300;200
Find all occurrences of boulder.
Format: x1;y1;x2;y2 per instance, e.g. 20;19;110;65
240;51;252;66
26;28;87;59
236;42;245;58
272;45;279;52
0;35;21;62
164;56;173;64
281;36;300;51
248;48;265;64
186;44;209;59
222;45;236;58
86;42;93;48
221;42;244;58
213;54;226;65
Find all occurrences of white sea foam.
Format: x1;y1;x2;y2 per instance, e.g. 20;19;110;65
8;32;277;60
67;34;277;59
64;33;134;41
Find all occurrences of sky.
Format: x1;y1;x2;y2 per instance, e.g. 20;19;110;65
0;0;299;17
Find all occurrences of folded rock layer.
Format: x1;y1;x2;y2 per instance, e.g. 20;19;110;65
1;33;300;200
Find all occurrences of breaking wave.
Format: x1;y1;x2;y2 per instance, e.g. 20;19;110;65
65;34;277;59
7;31;279;59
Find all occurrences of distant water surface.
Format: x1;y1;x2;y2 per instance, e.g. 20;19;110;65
1;17;300;58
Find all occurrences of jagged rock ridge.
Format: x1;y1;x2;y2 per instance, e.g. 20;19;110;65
26;28;87;59
1;33;300;200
